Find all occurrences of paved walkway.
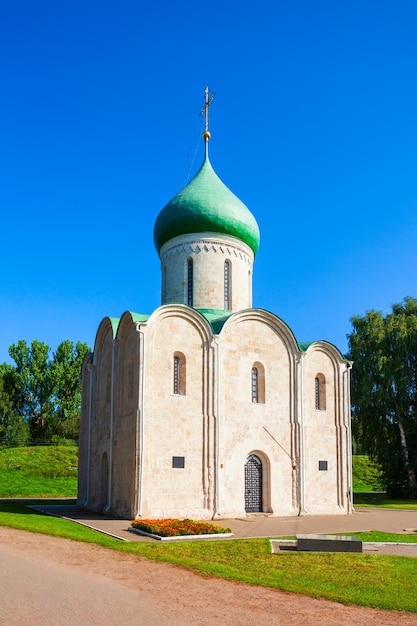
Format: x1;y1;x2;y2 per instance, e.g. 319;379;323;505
29;502;417;544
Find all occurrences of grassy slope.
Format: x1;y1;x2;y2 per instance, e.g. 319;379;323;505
0;446;77;497
0;448;386;498
352;455;384;492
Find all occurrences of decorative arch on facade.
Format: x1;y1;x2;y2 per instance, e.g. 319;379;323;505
78;351;93;506
220;308;301;361
301;340;351;424
301;340;347;365
80;351;93;393
93;317;119;364
147;304;214;348
218;308;309;516
90;317;116;439
114;312;145;411
219;308;299;416
301;341;352;510
147;304;213;404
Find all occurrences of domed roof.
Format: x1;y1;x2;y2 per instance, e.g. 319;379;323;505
154;148;260;255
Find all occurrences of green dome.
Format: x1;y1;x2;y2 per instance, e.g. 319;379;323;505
154;150;260;255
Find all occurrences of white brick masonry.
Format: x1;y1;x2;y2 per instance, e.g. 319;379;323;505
159;232;254;311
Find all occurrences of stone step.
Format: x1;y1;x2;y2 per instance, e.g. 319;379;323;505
296;534;363;553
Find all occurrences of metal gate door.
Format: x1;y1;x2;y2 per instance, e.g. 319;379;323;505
244;454;262;512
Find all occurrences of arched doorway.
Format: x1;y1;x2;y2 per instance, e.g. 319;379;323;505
244;454;263;512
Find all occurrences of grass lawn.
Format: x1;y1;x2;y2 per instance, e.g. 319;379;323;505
0;446;77;497
0;499;417;614
352;455;384;492
354;492;417;509
1;447;417;613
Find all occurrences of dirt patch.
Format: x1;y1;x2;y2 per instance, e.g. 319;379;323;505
0;526;416;625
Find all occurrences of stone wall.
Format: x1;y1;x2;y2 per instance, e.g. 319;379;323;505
159;233;254;311
78;306;352;520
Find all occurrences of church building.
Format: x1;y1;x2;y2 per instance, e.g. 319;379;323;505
78;92;353;520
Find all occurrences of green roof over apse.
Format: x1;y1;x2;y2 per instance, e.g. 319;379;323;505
297;341;315;352
154;148;260;256
196;308;235;333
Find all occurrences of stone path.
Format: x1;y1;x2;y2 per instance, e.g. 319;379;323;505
29;502;417;556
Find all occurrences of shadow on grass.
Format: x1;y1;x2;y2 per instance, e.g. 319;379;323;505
354;492;417;509
354;492;387;506
0;498;77;516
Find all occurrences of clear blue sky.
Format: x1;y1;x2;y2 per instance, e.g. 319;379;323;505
1;0;416;363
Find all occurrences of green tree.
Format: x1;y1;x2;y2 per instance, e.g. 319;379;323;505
0;365;30;447
347;297;417;498
8;340;52;439
7;339;89;441
49;340;89;440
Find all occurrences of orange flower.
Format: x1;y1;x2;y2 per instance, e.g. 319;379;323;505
131;518;231;537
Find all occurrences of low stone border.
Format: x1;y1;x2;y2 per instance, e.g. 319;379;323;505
28;504;130;541
296;533;363;552
129;527;234;542
270;540;296;553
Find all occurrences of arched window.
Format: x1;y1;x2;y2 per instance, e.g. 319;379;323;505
224;260;231;310
251;362;265;403
187;259;193;306
252;367;258;402
173;352;186;395
315;373;326;410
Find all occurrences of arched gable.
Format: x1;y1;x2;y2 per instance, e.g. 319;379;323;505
216;309;300;397
145;304;214;346
113;311;147;416
81;350;92;377
215;308;300;442
114;311;149;343
92;317;120;366
143;305;214;405
220;308;299;349
300;341;352;513
300;340;348;365
78;350;93;505
301;341;351;416
301;341;351;419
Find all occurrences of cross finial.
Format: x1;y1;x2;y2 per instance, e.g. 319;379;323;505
200;86;215;142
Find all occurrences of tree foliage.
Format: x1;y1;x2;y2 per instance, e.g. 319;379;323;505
347;297;417;498
0;365;30;447
0;339;89;443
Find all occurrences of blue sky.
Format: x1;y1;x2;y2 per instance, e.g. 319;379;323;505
1;0;416;363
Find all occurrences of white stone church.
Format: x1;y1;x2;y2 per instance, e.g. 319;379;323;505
78;112;353;520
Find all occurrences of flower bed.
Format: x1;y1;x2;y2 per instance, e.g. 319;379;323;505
130;518;233;541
